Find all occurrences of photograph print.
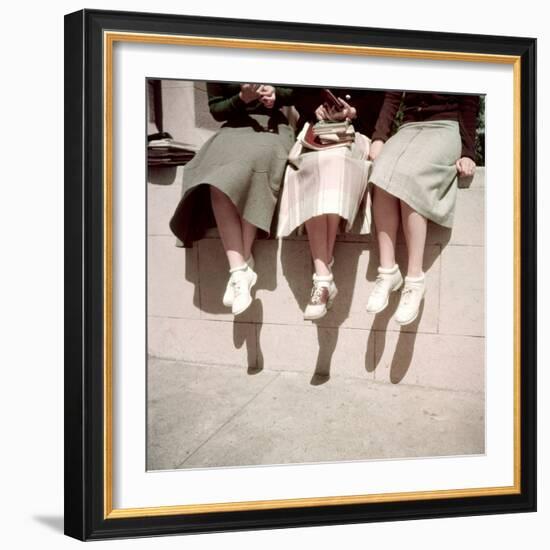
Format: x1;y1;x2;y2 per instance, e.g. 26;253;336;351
146;79;485;471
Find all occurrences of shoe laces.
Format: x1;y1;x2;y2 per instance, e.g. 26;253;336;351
372;274;390;297
230;272;248;296
401;282;422;306
401;285;414;305
310;282;327;305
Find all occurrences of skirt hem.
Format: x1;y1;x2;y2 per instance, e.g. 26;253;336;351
370;178;454;228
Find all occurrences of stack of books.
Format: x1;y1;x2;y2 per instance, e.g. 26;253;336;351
148;133;198;166
300;121;355;151
313;120;354;143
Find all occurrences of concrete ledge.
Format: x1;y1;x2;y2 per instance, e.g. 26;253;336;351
148;316;485;393
257;323;376;380
440;245;485;337
147;232;483;337
373;332;485;392
147;168;486;389
149;317;257;370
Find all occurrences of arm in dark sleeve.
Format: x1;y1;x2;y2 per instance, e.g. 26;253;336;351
207;83;247;122
291;87;323;130
350;91;386;137
371;91;403;142
273;86;295;108
457;94;480;160
297;87;322;116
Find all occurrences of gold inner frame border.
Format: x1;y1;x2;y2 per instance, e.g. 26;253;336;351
102;30;522;519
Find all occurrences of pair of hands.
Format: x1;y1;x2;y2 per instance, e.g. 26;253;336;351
240;84;276;108
368;139;477;177
315;98;357;122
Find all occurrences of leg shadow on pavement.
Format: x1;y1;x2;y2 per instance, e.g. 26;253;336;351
249;301;265;375
390;302;424;384
232;299;263;374
309;240;366;384
365;291;400;374
365;223;448;380
310;328;335;385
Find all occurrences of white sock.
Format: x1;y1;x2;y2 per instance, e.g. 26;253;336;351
405;272;425;283
379;264;399;275
229;263;247;274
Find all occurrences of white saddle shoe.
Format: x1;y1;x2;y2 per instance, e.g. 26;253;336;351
223;255;255;307
304;273;338;321
224;264;258;316
394;274;426;326
366;264;403;314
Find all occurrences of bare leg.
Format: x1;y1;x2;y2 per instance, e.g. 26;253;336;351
241;218;257;262
305;215;331;276
400;200;427;278
373;186;400;268
210;186;246;270
326;214;340;266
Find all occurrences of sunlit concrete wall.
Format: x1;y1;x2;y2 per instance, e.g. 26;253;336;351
147;81;485;392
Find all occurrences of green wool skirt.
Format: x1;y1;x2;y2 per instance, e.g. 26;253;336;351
369;120;462;228
169;113;295;247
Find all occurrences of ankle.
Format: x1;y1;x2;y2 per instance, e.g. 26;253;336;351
229;263;247;274
405;272;425;282
379;258;397;270
313;259;331;276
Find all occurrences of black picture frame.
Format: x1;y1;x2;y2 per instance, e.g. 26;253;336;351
64;8;537;541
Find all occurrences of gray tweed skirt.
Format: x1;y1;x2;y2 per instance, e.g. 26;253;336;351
169;113;294;247
369;120;462;227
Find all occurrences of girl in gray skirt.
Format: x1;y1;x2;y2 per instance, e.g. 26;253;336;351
169;82;295;315
366;91;479;325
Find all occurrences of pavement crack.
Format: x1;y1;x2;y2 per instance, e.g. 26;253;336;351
175;372;281;468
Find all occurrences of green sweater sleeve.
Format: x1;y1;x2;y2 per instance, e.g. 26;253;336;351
207;83;295;121
207;83;247;122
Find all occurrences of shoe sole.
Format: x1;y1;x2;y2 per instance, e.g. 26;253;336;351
232;272;258;316
303;310;327;321
366;280;403;314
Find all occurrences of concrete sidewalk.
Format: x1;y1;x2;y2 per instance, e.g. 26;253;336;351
147;357;485;471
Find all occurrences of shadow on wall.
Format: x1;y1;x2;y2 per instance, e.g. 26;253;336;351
282;237;370;385
148;165;178;186
146;79;476;385
365;227;450;384
148;166;453;386
174;219;451;386
182;235;277;374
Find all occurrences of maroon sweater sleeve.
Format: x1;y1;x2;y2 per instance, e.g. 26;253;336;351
371;91;403;142
457;94;480;160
